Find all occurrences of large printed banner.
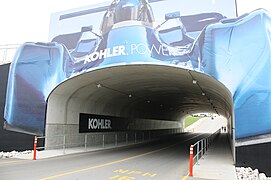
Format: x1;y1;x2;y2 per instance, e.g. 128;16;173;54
4;0;271;139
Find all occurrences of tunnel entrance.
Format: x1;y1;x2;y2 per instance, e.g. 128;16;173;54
45;64;234;157
183;114;228;134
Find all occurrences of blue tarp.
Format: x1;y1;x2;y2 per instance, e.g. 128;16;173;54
201;9;271;138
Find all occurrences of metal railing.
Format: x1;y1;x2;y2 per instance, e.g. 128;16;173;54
189;128;221;176
0;44;20;64
38;132;151;153
33;129;181;159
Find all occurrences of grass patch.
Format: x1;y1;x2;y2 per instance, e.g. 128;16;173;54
184;116;202;128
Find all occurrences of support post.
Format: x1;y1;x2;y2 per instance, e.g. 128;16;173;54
201;140;204;157
115;133;117;146
204;139;207;153
196;143;199;164
189;145;194;176
33;136;37;160
63;135;66;154
102;134;105;148
85;134;87;151
126;133;128;144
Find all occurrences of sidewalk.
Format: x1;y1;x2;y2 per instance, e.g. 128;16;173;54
187;133;237;180
11;142;146;160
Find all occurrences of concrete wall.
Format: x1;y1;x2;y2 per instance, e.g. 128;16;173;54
45;117;182;149
45;128;182;149
46;77;183;149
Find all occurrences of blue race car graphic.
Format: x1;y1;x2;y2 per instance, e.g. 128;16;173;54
4;0;271;138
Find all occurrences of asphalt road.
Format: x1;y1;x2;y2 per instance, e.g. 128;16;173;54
0;133;210;180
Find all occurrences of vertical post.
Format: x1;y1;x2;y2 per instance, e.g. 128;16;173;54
115;133;117;146
126;133;128;144
204;139;207;154
196;143;199;164
202;139;205;154
189;145;194;176
135;132;137;144
85;134;87;151
33;136;37;160
142;132;144;141
201;140;203;157
102;134;105;148
63;135;66;154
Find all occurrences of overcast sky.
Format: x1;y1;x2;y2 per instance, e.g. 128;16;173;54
0;0;270;45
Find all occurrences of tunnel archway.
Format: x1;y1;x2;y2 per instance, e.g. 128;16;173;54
46;64;233;143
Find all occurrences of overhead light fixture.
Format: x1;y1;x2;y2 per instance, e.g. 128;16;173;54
97;84;102;88
192;80;197;84
202;92;205;96
147;100;151;103
128;94;132;98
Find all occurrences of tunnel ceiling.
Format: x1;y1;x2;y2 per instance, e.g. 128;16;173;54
48;64;233;121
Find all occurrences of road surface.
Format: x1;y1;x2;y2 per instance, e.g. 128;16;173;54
0;133;211;180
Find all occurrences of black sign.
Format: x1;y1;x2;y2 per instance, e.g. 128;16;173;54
79;113;130;133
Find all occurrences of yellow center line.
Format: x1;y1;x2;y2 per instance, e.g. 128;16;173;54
40;142;179;180
181;168;190;180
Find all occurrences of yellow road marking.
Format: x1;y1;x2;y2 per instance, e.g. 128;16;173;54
113;169;157;178
40;134;202;180
40;143;179;180
181;172;190;180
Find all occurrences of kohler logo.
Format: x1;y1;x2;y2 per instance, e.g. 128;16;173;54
88;118;112;130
